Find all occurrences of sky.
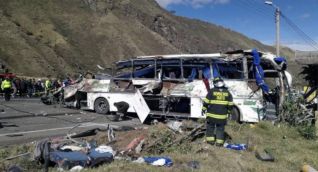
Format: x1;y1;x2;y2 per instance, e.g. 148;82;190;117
155;0;318;51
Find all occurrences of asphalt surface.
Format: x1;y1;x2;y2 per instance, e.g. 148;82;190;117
0;98;143;146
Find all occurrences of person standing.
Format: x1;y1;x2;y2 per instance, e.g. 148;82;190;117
1;76;12;101
15;78;21;97
202;77;233;146
45;77;52;95
20;78;27;97
26;79;34;98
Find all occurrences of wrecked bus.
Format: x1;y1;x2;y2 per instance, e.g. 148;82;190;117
60;49;292;123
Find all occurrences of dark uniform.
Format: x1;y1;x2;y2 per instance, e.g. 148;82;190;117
1;78;12;101
202;80;233;146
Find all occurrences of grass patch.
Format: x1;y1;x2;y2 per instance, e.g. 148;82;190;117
0;121;317;171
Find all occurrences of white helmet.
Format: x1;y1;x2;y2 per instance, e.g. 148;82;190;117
213;77;225;88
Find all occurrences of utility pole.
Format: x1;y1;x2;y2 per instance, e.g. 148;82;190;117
275;7;280;57
265;1;280;57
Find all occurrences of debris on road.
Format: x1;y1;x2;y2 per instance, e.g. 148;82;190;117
121;135;145;155
187;160;200;170
69;128;101;138
60;145;83;152
69;165;84;172
5;134;23;137
223;143;247;151
34;138;114;170
134;156;173;167
1;117;317;171
145;123;205;154
301;164;318;172
143;157;173;167
4;152;31;161
166;121;183;133
255;149;275;162
25;120;207;171
7;165;23;172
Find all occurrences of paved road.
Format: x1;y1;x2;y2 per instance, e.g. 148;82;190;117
0;98;142;146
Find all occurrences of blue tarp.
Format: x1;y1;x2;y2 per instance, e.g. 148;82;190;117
50;151;89;169
49;147;114;170
116;66;155;78
252;49;269;94
143;157;173;167
188;68;197;82
274;57;286;63
224;143;247;151
212;64;220;78
274;57;287;70
203;67;211;79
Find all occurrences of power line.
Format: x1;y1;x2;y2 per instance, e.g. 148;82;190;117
222;0;274;53
228;0;318;51
245;0;273;14
242;0;271;18
232;0;272;19
256;0;318;51
280;13;318;50
282;13;318;47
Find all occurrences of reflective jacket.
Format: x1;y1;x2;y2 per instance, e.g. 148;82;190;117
202;87;234;124
1;79;12;90
45;80;51;89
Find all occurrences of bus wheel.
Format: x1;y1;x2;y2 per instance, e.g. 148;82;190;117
230;107;240;123
94;97;109;114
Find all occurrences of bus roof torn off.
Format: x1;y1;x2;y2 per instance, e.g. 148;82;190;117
45;49;292;123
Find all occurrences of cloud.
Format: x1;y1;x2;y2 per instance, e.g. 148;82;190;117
300;13;311;19
155;0;230;8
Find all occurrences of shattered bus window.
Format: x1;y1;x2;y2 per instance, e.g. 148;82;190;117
183;59;209;81
213;61;244;79
132;60;156;79
157;59;182;80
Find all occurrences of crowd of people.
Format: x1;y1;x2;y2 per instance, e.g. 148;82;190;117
0;74;83;101
0;77;65;99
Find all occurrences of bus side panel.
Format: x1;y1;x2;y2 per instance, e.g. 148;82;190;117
87;91;150;123
190;98;205;118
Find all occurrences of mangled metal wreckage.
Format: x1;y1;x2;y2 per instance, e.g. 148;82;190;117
57;49;292;123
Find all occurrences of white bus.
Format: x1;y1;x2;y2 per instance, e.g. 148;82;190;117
62;49;292;123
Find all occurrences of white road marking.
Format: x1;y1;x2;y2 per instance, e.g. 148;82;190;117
0;122;111;137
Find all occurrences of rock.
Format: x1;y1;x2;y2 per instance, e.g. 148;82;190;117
187;161;200;170
255;149;275;162
8;165;23;172
70;165;83;172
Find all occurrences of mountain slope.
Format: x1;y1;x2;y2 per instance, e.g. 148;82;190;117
0;0;294;77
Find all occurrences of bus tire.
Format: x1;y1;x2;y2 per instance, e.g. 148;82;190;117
94;97;109;114
230;107;240;123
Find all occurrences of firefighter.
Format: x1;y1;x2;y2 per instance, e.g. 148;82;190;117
202;77;233;146
1;76;12;101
